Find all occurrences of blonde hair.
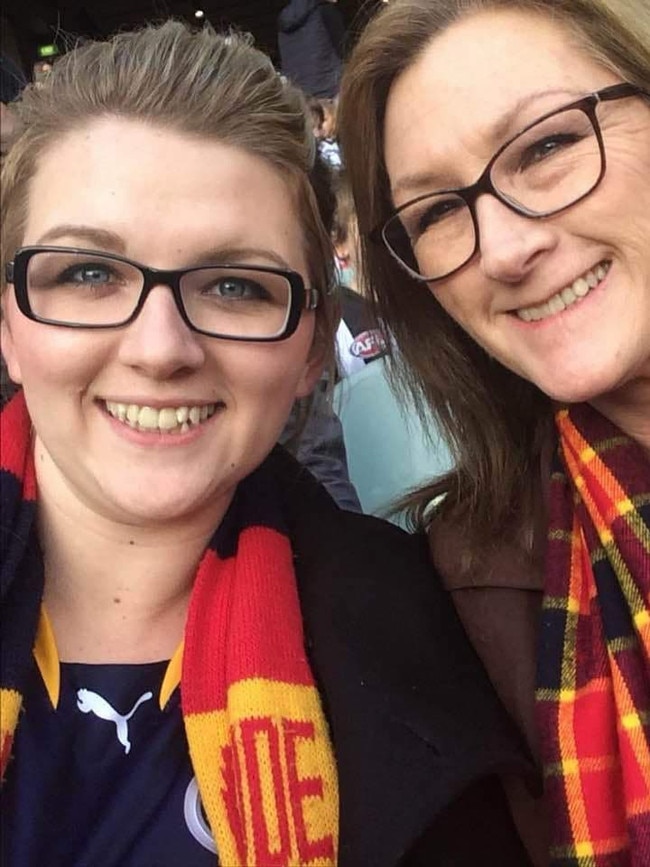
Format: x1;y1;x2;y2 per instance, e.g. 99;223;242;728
1;20;338;359
339;0;650;561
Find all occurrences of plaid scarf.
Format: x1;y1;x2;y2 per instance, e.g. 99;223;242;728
0;392;339;866
537;403;650;866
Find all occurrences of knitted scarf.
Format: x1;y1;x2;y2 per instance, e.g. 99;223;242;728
537;403;650;866
0;392;339;867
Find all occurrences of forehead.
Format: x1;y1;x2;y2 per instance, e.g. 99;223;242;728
384;8;617;198
22;118;306;268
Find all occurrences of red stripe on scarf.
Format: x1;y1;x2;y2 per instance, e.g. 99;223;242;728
181;507;338;865
0;393;36;500
183;526;315;715
539;405;650;866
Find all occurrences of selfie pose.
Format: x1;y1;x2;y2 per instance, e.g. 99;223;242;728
0;20;531;867
339;0;650;864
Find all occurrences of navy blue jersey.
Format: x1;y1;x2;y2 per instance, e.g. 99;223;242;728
2;657;218;866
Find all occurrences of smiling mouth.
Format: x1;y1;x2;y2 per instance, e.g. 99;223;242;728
103;401;221;434
516;260;611;323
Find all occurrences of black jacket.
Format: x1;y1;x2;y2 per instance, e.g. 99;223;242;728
0;415;535;865
269;448;536;866
277;0;345;98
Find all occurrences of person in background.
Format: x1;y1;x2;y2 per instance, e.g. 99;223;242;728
308;95;326;136
307;94;342;169
339;0;650;864
279;152;362;512
0;52;27;400
277;0;345;99
333;173;361;293
331;172;387;373
32;59;54;88
317;96;342;169
279;379;362;511
0;19;532;867
0;52;26;166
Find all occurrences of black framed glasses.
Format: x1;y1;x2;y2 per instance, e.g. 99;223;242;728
377;83;649;282
4;246;320;341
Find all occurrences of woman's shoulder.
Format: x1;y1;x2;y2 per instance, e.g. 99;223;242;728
427;507;545;760
428;514;542;590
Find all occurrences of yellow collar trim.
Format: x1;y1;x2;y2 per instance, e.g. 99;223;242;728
33;606;183;711
33;606;60;709
160;642;183;710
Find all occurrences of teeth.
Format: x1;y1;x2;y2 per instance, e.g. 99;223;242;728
158;408;179;430
516;261;610;322
104;401;217;432
138;406;159;429
561;286;576;306
573;277;589;298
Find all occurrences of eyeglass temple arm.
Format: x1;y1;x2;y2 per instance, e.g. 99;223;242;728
596;82;650;104
305;286;320;310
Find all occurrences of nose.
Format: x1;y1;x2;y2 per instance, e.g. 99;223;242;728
475;194;558;283
117;285;205;378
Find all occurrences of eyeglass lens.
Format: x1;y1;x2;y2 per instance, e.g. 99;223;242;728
386;106;602;280
24;251;293;338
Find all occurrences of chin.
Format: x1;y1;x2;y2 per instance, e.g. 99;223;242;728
102;482;218;526
532;368;626;406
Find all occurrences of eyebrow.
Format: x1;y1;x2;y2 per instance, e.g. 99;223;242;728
191;247;293;270
35;225;126;252
390;87;585;200
33;227;293;270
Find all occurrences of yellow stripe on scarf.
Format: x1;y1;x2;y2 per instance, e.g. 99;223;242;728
185;679;338;867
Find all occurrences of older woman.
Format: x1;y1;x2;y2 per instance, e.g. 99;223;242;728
339;0;650;864
0;19;531;867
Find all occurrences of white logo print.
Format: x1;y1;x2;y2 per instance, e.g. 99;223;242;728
76;688;153;754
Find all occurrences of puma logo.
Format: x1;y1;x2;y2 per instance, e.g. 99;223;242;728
76;688;153;754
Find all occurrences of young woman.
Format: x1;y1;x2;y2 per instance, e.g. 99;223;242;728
339;1;650;864
0;20;530;867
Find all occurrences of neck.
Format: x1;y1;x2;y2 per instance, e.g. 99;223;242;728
35;449;231;663
590;373;650;457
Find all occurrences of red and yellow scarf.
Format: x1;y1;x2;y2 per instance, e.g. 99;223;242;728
538;403;650;866
0;392;339;866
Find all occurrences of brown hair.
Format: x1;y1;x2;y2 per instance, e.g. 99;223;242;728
339;0;650;562
0;20;339;364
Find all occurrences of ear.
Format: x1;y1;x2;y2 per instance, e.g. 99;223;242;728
0;307;24;386
295;343;326;399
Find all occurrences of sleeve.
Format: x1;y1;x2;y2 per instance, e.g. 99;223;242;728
319;5;346;57
279;384;362;513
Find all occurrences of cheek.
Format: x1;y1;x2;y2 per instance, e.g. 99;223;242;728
430;281;501;361
590;136;650;219
430;283;475;332
217;331;314;417
3;306;107;397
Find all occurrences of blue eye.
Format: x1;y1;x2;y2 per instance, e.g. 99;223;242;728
60;263;114;285
202;276;270;300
